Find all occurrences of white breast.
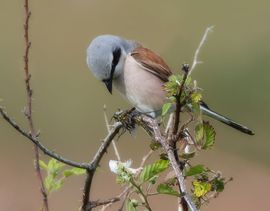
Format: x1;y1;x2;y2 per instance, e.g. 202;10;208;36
113;54;167;117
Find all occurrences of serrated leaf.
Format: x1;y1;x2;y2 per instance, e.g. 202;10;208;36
202;122;216;149
162;102;172;116
157;183;180;196
212;178;225;192
195;123;204;144
184;165;206;177
39;160;48;170
192;180;212;197
140;160;169;182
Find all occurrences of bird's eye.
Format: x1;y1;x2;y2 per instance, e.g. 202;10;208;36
112;48;121;70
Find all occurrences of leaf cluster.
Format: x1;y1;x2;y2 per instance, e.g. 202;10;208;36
39;158;86;194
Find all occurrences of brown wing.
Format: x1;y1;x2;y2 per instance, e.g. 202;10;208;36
131;47;172;82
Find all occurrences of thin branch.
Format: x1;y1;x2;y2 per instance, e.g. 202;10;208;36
104;105;121;161
23;1;48;209
139;150;153;168
130;180;152;211
137;115;197;211
189;26;214;75
172;64;189;135
85;197;121;210
81;122;123;210
165;113;174;135
0;107;122;170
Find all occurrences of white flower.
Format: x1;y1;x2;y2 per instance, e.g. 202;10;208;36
109;160;141;175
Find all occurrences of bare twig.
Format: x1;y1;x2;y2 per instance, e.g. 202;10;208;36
139;150;153;168
0;107;123;171
85;197;121;210
82;122;123;210
165;113;174;135
189;26;214;75
104;105;121;161
23;1;48;210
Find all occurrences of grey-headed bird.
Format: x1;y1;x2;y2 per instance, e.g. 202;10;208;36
86;35;254;135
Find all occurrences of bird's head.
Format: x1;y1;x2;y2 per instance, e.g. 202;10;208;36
86;34;135;94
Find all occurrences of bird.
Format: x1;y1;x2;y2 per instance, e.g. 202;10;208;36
86;34;254;135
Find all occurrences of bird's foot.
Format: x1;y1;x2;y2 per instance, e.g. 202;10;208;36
113;107;139;131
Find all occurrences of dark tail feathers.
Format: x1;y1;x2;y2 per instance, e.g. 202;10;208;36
200;104;255;135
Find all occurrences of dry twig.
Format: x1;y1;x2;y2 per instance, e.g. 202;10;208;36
189;26;214;75
104;105;121;161
23;1;48;210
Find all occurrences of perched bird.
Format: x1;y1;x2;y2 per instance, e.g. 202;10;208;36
86;35;254;135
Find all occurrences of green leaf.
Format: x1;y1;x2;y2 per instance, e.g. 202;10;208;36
45;175;54;191
184;165;206;177
63;168;86;177
126;199;138;211
195;123;204;144
39;160;48;170
63;170;73;177
162;102;172;116
192;180;212;197
52;179;64;191
47;159;64;176
202;122;216;149
212;178;225;192
185;76;192;86
157;183;180;196
191;92;202;103
140;159;169;182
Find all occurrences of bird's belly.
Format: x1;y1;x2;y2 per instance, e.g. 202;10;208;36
114;55;167;117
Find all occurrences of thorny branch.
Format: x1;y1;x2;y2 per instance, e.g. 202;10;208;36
135;115;198;211
23;1;49;210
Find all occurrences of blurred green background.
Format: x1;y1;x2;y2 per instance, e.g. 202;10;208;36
0;0;269;210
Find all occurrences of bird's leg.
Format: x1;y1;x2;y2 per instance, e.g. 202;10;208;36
113;107;139;131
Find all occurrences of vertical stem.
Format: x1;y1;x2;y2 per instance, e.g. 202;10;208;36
172;65;189;135
23;1;49;210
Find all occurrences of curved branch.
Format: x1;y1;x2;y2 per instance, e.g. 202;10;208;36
82;121;123;210
0;107;122;170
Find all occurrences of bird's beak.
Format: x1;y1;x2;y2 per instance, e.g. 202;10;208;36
103;78;113;94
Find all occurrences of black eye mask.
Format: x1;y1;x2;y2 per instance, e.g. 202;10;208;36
103;47;122;94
